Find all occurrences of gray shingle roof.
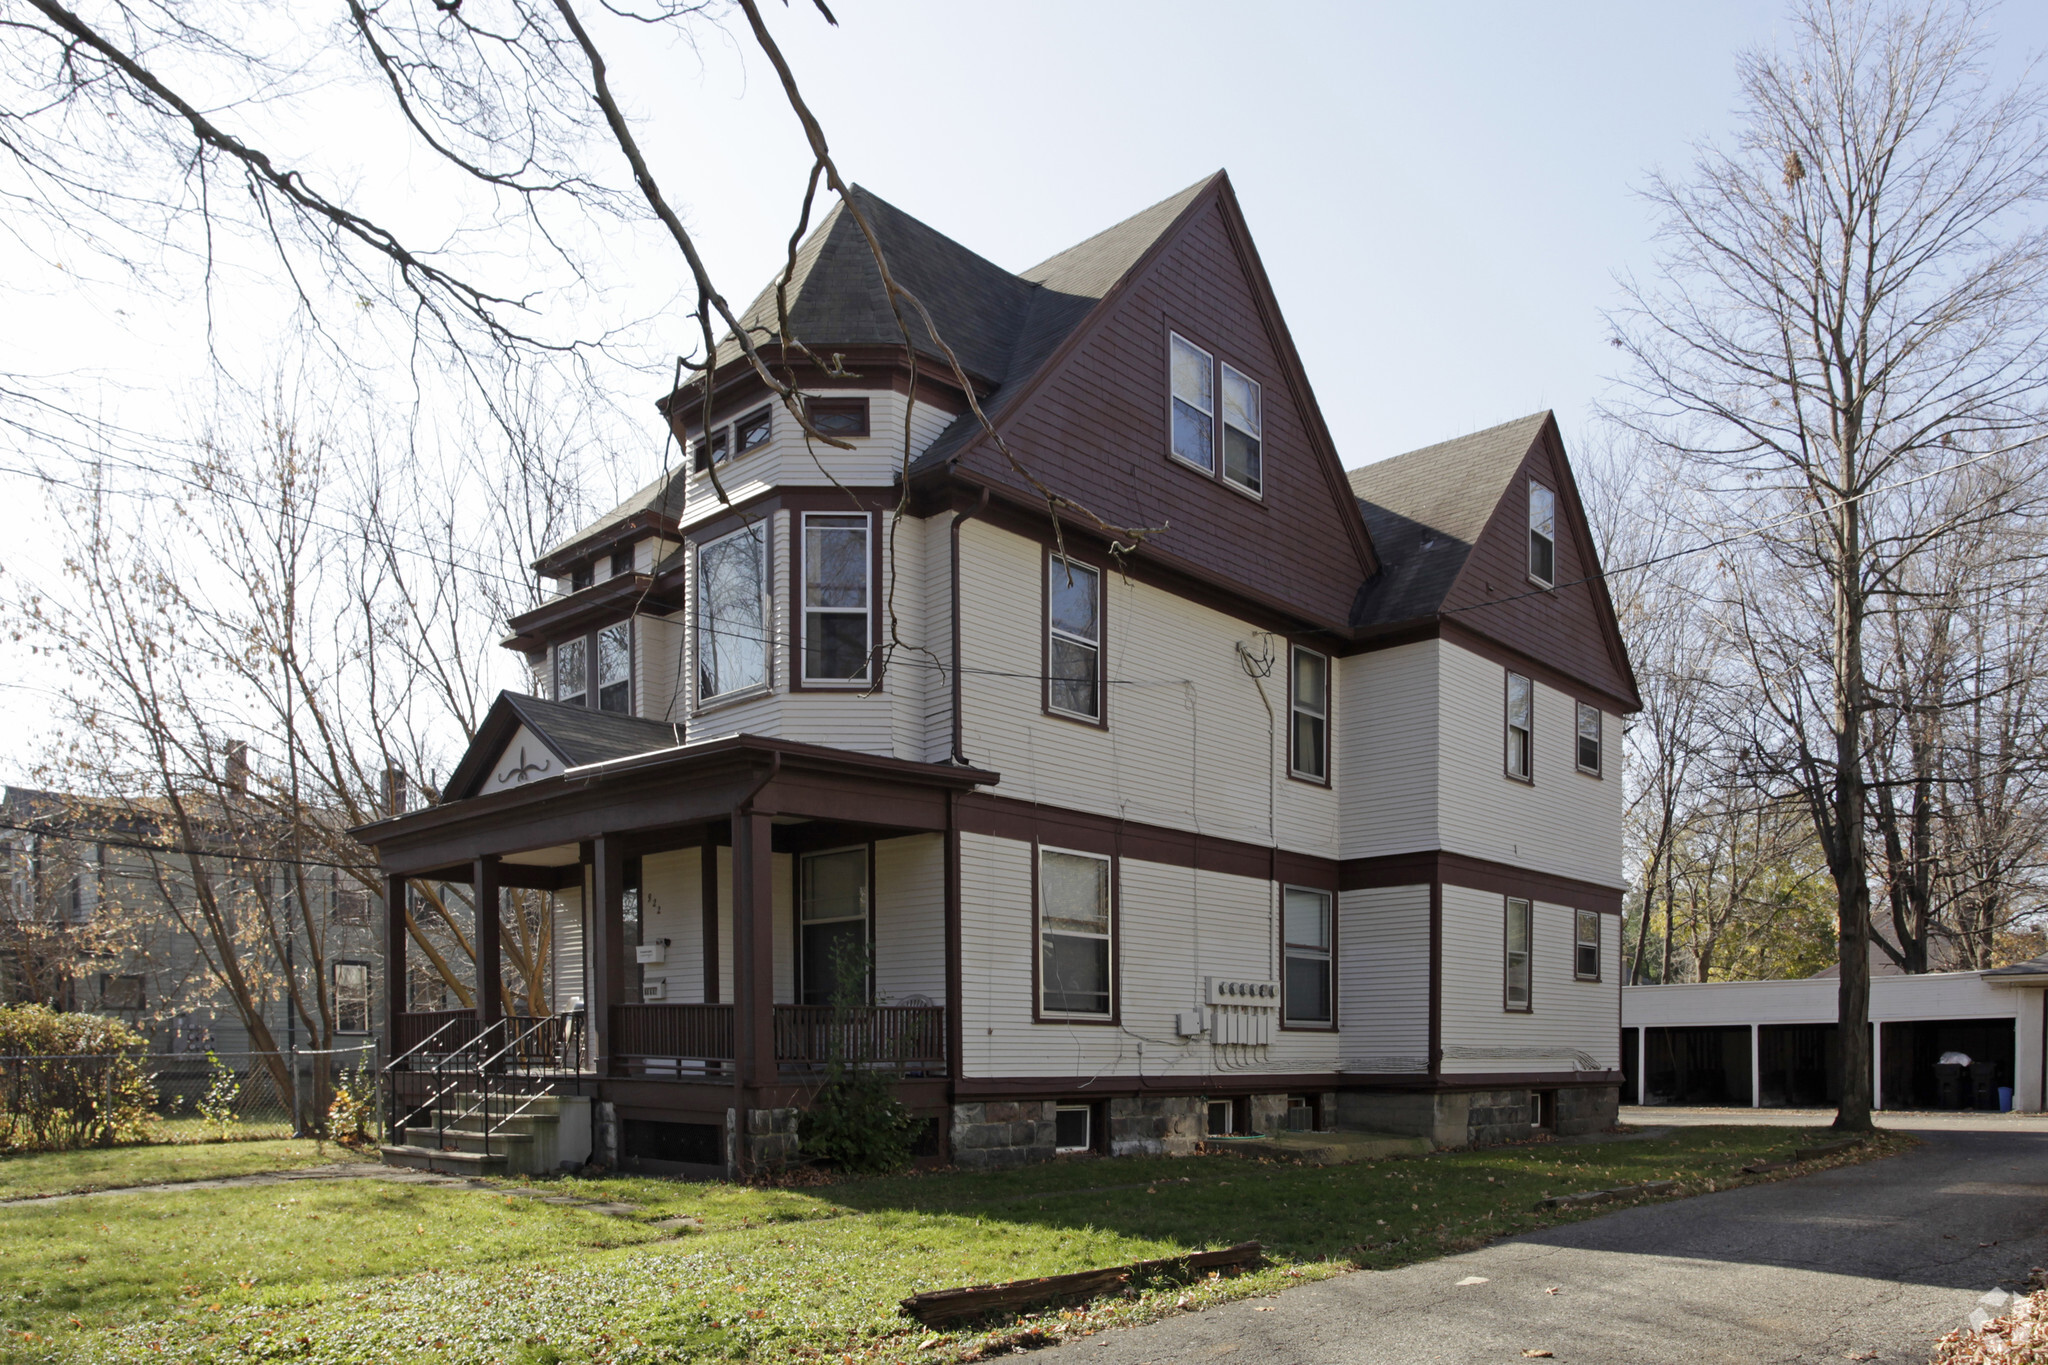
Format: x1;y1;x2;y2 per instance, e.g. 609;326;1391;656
500;692;684;768
542;467;689;563
1345;412;1549;629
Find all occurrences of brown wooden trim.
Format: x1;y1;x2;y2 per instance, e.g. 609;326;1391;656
1438;618;1638;719
1041;543;1109;730
700;826;720;1004
955;793;1339;886
1029;837;1121;1027
803;396;871;438
384;873;408;1055
1284;642;1332;788
502;574;681;654
1339;849;1624;918
473;856;503;1025
588;838;626;1071
944;791;964;1085
533;512;679;578
658;346;978;428
789;508;883;695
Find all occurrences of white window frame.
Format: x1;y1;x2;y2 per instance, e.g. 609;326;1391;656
1576;701;1603;776
1289;646;1329;782
1528;480;1556;587
1168;331;1216;474
1220;361;1263;497
695;522;770;705
334;960;372;1035
1054;1102;1094;1154
1505;898;1532;1012
801;512;872;685
597;622;632;714
1575;908;1601;982
1505;671;1533;782
1046;556;1102;723
1281;885;1333;1027
1038;845;1113;1020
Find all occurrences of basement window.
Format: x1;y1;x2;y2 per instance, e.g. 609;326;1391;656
1206;1099;1236;1136
1055;1103;1093;1154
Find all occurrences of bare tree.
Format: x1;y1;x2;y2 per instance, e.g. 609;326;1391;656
1612;0;2048;1128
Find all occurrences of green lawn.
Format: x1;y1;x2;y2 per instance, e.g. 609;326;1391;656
0;1125;1903;1364
0;1139;368;1201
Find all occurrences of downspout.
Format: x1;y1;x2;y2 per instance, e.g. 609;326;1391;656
950;488;990;766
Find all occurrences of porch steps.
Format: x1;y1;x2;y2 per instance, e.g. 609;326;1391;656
384;1093;578;1176
378;1143;509;1176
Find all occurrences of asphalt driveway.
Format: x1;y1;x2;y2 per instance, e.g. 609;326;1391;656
1046;1117;2048;1365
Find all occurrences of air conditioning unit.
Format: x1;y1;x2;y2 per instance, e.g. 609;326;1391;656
641;979;667;1002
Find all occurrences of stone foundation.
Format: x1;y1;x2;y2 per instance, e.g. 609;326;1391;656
742;1106;801;1171
1106;1095;1205;1156
949;1100;1056;1169
1336;1084;1620;1149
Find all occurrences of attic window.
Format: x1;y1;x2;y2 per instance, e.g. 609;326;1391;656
806;397;869;439
692;426;729;472
1168;333;1214;473
1528;481;1556;586
571;563;595;592
610;549;632;578
1221;363;1262;496
734;406;773;455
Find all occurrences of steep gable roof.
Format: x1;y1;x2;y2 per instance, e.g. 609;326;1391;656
1347;413;1550;629
442;692;684;801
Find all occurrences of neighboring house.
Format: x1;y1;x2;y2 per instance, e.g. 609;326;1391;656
354;171;1640;1175
1622;958;2048;1112
0;785;383;1056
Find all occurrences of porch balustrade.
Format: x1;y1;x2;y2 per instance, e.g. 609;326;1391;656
394;1008;485;1056
593;1002;946;1077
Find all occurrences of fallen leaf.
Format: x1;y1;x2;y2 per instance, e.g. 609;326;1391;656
1523;1352;1554;1359
1253;1306;1276;1312
1544;1287;1562;1295
1846;1354;1877;1362
1456;1276;1489;1286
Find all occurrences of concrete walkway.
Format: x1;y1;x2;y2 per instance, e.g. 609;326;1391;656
1047;1116;2047;1365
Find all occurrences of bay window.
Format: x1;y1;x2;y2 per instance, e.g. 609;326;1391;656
697;523;768;702
1040;848;1111;1018
802;513;871;683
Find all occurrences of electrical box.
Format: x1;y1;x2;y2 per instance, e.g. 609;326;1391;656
635;941;667;965
1175;1009;1207;1037
1205;977;1278;1006
640;979;667;1002
1204;977;1277;1047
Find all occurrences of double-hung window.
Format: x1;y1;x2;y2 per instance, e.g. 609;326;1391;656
1282;886;1333;1026
1528;481;1556;586
1504;899;1532;1011
1169;333;1215;472
1047;557;1101;722
1576;702;1602;775
733;406;772;456
1505;672;1533;781
802;513;870;683
597;623;631;713
1221;363;1262;495
1575;909;1601;981
334;961;371;1034
1039;848;1111;1018
697;524;768;702
554;636;587;706
799;846;868;1005
1290;646;1329;780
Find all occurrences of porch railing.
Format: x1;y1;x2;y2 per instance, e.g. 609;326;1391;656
603;1003;947;1077
395;1008;484;1056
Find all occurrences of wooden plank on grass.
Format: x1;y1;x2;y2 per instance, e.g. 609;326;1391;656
899;1242;1264;1325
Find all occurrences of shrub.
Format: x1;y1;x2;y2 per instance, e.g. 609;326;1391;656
797;1058;919;1175
327;1062;377;1148
195;1051;241;1141
0;1003;156;1152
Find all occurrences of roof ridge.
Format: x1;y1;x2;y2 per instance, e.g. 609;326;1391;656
1018;173;1220;283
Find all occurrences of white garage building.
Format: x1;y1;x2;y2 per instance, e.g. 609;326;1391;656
1621;956;2048;1112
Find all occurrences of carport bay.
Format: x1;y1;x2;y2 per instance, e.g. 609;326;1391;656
1620;967;2048;1111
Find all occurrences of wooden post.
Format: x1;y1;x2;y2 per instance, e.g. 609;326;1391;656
590;836;627;1075
385;872;408;1059
944;792;963;1086
701;825;720;1004
733;808;776;1090
474;856;503;1025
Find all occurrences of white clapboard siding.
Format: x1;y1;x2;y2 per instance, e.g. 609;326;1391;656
875;834;945;1004
886;516;938;762
551;887;586;1012
1337;642;1440;860
773;851;795;1004
1434;643;1626;889
634;614;687;729
1623;972;2028;1028
955;521;1340;858
1438;884;1620;1074
957;832;1339;1080
1337;884;1431;1073
639;849;701;1003
919;509;957;764
677;392;956;531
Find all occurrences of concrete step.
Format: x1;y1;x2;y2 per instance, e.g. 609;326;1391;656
413;1093;567;1119
379;1144;508;1176
1200;1129;1433;1165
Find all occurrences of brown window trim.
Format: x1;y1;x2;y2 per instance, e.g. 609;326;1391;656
1575;701;1604;779
1030;840;1119;1026
691;516;776;714
804;396;871;439
1162;321;1272;507
1277;881;1337;1032
1503;896;1533;1013
1503;670;1534;785
1285;643;1332;789
1041;544;1109;730
788;509;884;694
1573;907;1602;983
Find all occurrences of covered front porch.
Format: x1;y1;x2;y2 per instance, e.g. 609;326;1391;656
353;694;994;1172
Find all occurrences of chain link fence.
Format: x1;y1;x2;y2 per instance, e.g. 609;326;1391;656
3;1044;380;1146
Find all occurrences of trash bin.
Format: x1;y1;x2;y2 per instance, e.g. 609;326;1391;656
1999;1086;2014;1113
1969;1062;1998;1111
1935;1062;1965;1109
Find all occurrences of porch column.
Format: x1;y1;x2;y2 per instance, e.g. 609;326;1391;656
589;836;627;1074
1636;1027;1647;1105
701;825;720;1004
384;872;408;1058
474;856;503;1025
733;808;776;1089
944;791;963;1084
1873;1020;1885;1112
1749;1024;1761;1108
